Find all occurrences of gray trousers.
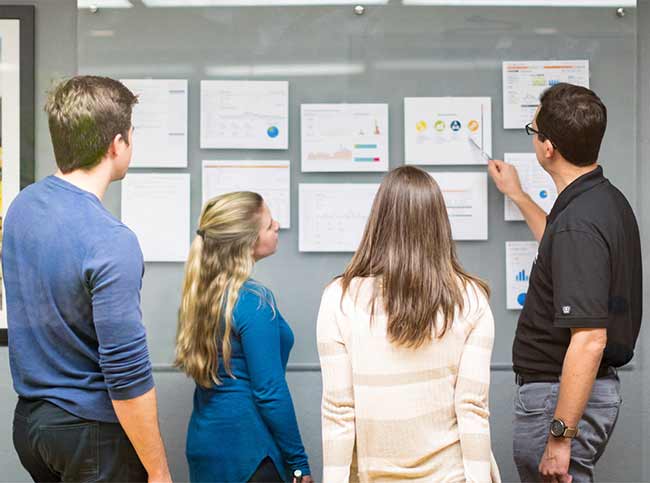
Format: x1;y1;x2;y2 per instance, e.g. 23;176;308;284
513;372;621;483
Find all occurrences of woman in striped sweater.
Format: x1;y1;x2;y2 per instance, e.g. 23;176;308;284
317;166;501;483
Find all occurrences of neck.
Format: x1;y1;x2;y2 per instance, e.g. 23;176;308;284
55;160;113;201
546;160;598;194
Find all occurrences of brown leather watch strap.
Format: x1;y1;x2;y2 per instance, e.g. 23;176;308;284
563;426;579;438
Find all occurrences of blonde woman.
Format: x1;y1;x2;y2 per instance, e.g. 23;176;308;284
176;192;312;483
317;166;501;483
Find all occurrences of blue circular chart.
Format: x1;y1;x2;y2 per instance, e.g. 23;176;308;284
450;120;462;132
517;293;527;307
267;126;279;138
539;190;548;199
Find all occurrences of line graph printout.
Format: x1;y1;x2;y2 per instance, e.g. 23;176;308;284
503;60;589;129
200;80;288;149
504;153;558;221
299;184;379;252
301;104;389;172
429;172;488;240
506;241;538;310
202;160;291;229
120;79;188;168
405;97;492;165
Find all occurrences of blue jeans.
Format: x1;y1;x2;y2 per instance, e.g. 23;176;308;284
513;372;621;483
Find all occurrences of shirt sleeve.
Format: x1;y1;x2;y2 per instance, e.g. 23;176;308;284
236;289;311;476
317;282;355;483
551;229;610;328
85;227;154;401
455;289;496;483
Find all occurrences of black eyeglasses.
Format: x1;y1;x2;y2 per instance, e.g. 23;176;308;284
525;122;557;149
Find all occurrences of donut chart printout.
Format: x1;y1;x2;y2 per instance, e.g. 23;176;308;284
200;80;289;149
506;241;539;310
404;97;492;165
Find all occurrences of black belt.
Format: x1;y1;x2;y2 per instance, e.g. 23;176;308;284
515;366;614;386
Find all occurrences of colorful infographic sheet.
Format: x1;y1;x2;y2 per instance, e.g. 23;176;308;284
200;80;288;149
506;241;539;310
299;184;379;252
429;172;488;240
502;60;589;129
202;160;291;229
504;153;558;221
404;97;492;165
121;173;191;262
301;104;389;172
120;79;188;168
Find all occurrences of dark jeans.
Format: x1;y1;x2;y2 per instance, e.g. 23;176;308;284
248;457;283;483
513;372;621;483
13;398;146;482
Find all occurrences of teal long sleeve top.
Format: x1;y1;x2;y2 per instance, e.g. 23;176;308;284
186;280;310;482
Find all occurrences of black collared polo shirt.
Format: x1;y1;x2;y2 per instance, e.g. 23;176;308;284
513;166;642;377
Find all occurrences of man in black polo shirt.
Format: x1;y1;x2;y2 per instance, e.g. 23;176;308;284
488;83;642;483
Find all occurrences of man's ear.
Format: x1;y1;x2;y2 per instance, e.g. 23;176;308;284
544;140;556;160
106;133;124;159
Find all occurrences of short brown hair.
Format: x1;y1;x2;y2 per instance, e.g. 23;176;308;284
536;83;607;167
45;76;138;173
339;166;489;348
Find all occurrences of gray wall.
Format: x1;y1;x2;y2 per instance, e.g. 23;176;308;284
637;1;650;481
0;1;647;482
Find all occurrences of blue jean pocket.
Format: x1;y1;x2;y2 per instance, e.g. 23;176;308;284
516;383;554;415
586;376;622;408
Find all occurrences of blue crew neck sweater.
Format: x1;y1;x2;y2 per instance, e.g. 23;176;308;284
2;175;154;423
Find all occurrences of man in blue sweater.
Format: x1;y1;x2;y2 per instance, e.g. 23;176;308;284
2;76;171;482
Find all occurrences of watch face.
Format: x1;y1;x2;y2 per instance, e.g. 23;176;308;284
550;419;565;437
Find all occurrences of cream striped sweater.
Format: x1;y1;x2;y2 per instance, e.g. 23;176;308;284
317;277;501;483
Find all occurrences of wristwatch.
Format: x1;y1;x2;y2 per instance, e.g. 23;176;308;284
550;418;579;438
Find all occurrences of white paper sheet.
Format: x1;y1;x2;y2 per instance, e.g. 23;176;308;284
506;241;538;310
429;172;488;240
202;160;291;229
504;153;558;221
502;60;589;129
121;79;188;168
404;97;492;165
299;184;379;252
200;80;289;149
301;104;389;172
121;173;190;262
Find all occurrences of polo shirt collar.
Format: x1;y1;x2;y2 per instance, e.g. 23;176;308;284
547;165;606;224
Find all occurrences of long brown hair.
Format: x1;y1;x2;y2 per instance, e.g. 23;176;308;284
340;166;489;348
175;191;264;388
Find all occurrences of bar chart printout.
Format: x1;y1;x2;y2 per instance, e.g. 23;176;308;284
502;60;589;129
506;241;539;310
299;184;379;252
301;104;389;172
202;160;291;229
